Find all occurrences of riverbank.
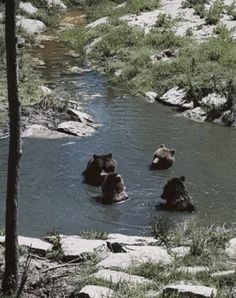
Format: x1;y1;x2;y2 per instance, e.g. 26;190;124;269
60;0;236;127
0;221;235;297
0;0;97;138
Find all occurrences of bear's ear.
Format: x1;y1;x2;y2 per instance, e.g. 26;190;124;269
93;154;99;159
108;153;112;158
159;144;165;148
170;149;176;155
180;175;185;182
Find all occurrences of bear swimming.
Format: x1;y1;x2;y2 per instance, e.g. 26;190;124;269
82;153;117;186
150;144;176;170
159;176;195;212
100;173;128;204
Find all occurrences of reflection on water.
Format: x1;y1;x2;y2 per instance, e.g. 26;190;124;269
0;38;236;237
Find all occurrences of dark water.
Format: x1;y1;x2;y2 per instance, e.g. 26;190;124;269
0;39;236;237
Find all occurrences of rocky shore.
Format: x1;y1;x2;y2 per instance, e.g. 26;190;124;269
0;227;235;297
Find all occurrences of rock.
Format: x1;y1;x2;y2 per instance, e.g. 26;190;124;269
19;2;38;15
57;121;96;137
211;270;235;278
32;57;46;67
183;107;207;123
145;290;161;298
97;245;172;270
145;92;157;103
86;17;108;28
225;238;236;260
85;37;103;55
201;93;227;110
60;236;108;261
16;35;26;48
92;269;151;285
77;285;114;298
67;109;94;123
39;86;53;96
159;87;193;109
106;233;158;246
150;49;176;64
170;246;190;258
177;266;209;275
23;124;69;139
0;236;52;256
163;284;217;298
45;0;67;9
221;108;236;127
16;16;46;35
66;50;80;58
36;34;58;42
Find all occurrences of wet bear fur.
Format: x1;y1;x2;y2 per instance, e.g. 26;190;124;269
82;153;117;186
160;176;195;212
150;144;175;170
100;173;128;204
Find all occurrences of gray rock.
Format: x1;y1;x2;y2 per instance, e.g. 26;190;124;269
92;269;151;284
67;109;94;123
60;236;108;261
107;233;158;246
145;92;157;103
201;93;227;110
86;17;108;28
19;2;38;15
211;270;235;278
39;86;53;96
85;37;103;55
183;107;207;123
159;87;193;109
78;285;114;298
45;0;67;9
163;284;217;297
177;266;209;275
97;245;172;270
170;246;190;258
23;124;69;139
0;236;52;256
145;290;161;297
221;108;236;127
16;16;46;35
57;121;96;137
225;238;236;260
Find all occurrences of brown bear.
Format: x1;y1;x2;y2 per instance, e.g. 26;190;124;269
150;144;176;170
82;153;117;186
100;173;128;204
159;176;195;212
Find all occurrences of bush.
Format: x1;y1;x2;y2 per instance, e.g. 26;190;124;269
205;0;224;25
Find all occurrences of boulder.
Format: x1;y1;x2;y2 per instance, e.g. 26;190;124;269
225;238;236;260
201;93;227;110
145;92;157;103
77;285;114;298
97;245;172;270
163;284;217;298
19;2;38;15
45;0;67;9
221;108;236;127
92;269;151;285
170;246;190;258
0;236;52;256
183;107;207;123
57;121;96;137
16;16;46;35
23;124;69;139
67;109;94;123
106;233;158;246
159;87;193;109
59;236;108;261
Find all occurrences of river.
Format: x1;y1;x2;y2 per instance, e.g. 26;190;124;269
0;13;236;237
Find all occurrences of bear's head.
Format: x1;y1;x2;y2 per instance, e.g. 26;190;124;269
101;173;128;204
82;153;117;186
160;176;195;212
150;144;175;170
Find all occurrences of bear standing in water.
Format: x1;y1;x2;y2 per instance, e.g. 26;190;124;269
159;176;195;212
100;173;128;204
82;153;117;186
150;144;176;170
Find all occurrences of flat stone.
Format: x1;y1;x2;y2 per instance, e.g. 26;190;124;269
57;121;96;137
183;107;207;123
159;87;192;109
67;109;94;123
201;93;227;110
163;284;217;298
177;266;209;275
60;236;108;261
78;285;114;298
0;236;52;256
97;245;172;270
225;238;236;260
23;124;69;139
107;233;158;246
170;246;190;258
92;269;151;285
16;16;46;35
19;2;38;15
211;270;235;278
145;92;157;103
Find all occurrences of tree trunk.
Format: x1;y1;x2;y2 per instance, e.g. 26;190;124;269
2;0;21;295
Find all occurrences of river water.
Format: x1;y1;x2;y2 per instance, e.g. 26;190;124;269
1;23;236;237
